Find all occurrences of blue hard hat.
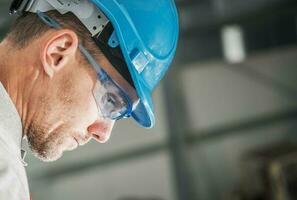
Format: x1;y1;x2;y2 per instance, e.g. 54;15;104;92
91;0;179;128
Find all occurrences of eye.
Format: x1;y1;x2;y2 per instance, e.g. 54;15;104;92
102;93;125;109
105;93;117;107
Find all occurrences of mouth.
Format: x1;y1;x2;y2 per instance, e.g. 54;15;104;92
73;137;80;146
74;136;90;146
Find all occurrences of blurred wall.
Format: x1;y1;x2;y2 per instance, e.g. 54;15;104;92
178;47;297;200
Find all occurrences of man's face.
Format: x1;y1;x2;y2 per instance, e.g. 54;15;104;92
24;30;137;162
26;56;112;162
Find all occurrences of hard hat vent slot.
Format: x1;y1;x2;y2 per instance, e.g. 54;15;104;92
108;30;120;48
130;49;149;74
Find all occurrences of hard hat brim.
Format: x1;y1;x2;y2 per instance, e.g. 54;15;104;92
130;73;155;128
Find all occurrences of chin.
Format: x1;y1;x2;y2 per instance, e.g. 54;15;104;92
32;146;64;162
31;139;76;162
27;124;79;162
39;154;63;163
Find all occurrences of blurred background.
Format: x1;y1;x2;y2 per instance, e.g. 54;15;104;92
1;0;297;200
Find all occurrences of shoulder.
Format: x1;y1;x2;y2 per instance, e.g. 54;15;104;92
0;144;30;200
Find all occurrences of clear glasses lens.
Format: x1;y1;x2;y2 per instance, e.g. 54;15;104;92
93;80;129;120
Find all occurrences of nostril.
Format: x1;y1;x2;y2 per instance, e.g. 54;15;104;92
92;134;101;141
92;132;109;143
87;119;115;143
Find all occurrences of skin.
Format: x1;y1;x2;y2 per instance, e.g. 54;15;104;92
0;28;138;162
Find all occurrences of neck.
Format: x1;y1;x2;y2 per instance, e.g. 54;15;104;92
0;39;40;136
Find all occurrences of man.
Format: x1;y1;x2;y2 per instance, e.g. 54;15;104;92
0;0;178;199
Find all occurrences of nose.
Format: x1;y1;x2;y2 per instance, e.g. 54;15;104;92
87;119;115;143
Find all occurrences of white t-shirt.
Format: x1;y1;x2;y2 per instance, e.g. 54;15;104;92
0;82;30;200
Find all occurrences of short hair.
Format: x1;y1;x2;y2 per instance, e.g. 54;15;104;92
7;10;101;58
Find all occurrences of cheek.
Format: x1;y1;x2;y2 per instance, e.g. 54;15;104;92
69;85;98;126
55;68;98;127
79;94;97;118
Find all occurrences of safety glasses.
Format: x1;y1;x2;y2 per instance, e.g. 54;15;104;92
36;11;133;120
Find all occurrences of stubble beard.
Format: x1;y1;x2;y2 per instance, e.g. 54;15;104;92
26;122;78;162
26;123;63;162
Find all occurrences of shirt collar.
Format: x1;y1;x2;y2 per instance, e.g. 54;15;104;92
0;82;23;157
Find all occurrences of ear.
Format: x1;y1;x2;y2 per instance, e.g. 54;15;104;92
40;30;79;78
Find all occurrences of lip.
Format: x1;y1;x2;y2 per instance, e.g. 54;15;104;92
73;137;80;146
74;136;90;146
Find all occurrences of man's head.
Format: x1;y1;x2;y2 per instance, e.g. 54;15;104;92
2;0;179;162
3;11;137;162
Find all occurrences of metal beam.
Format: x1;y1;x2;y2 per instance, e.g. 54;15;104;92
163;69;200;200
175;0;198;8
179;0;297;38
186;108;297;145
